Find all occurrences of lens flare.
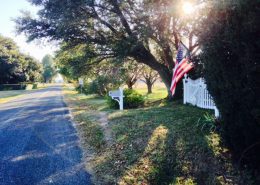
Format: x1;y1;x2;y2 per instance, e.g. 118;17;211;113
182;2;193;14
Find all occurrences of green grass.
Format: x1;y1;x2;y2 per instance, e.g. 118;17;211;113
0;90;28;104
136;87;168;102
63;85;107;151
96;104;231;185
63;85;251;185
0;83;49;104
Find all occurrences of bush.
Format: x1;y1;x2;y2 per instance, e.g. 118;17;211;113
0;84;23;90
107;89;144;109
77;76;124;96
199;1;260;171
76;81;103;95
32;83;38;89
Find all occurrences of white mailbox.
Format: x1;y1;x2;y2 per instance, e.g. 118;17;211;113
108;87;124;110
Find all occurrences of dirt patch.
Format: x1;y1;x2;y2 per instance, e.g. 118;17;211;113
98;112;113;145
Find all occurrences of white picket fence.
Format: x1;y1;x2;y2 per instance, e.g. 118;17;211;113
183;75;220;118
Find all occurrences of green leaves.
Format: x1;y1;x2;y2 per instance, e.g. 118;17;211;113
0;35;42;84
198;0;260;170
42;54;56;83
16;0;204;97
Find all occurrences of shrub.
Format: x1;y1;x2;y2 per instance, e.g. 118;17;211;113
32;83;38;89
77;76;124;96
107;89;144;109
0;84;24;90
199;0;260;170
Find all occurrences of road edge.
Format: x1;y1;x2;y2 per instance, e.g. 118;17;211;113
61;85;96;184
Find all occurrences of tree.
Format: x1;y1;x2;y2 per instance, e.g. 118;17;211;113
24;55;43;82
55;44;95;80
81;60;126;96
42;54;54;68
123;60;143;89
0;35;42;84
140;65;159;94
198;0;260;170
0;35;25;83
15;0;201;99
42;54;55;83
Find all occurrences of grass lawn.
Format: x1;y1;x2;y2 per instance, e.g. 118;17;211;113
63;84;251;185
0;83;49;104
136;87;168;102
0;90;29;104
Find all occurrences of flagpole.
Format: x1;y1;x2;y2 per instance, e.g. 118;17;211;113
179;40;191;60
180;40;189;51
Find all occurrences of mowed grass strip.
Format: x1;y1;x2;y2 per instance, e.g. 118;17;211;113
63;84;244;185
0;83;49;104
63;85;107;152
0;90;28;104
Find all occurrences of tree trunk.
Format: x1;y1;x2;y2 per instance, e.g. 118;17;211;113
126;81;134;89
128;84;133;89
147;82;152;94
131;44;183;101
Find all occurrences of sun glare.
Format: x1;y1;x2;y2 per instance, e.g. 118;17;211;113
183;2;193;14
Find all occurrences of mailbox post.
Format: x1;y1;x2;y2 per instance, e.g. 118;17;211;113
79;78;83;94
119;87;123;110
108;87;124;110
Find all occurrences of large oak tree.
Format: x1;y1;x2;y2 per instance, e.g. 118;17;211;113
16;0;201;98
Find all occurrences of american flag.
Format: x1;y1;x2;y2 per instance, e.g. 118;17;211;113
170;42;193;96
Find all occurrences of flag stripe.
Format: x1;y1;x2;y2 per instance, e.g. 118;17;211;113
170;42;193;96
176;61;193;78
170;62;193;93
176;65;193;82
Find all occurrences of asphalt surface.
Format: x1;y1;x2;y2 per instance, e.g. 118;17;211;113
0;85;92;185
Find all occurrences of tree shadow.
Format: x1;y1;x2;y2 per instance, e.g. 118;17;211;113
93;104;239;184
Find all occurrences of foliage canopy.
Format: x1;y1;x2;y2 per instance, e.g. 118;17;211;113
15;0;202;97
0;35;42;84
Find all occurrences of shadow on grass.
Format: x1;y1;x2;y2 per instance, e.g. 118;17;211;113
92;103;244;185
64;88;248;184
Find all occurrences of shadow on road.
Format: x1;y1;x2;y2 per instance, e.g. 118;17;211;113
0;86;92;185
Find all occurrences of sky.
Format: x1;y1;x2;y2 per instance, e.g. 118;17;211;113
0;0;58;61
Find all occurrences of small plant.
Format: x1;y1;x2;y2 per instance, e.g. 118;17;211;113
107;89;144;109
196;112;216;132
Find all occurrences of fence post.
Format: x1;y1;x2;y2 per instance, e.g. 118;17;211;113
214;107;220;118
183;79;186;104
119;87;124;110
183;74;188;104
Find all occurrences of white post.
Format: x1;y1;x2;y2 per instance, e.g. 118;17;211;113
214;107;220;118
119;87;124;110
79;78;84;94
183;74;187;104
183;79;186;104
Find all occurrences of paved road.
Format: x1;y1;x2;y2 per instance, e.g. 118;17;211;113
0;86;91;185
